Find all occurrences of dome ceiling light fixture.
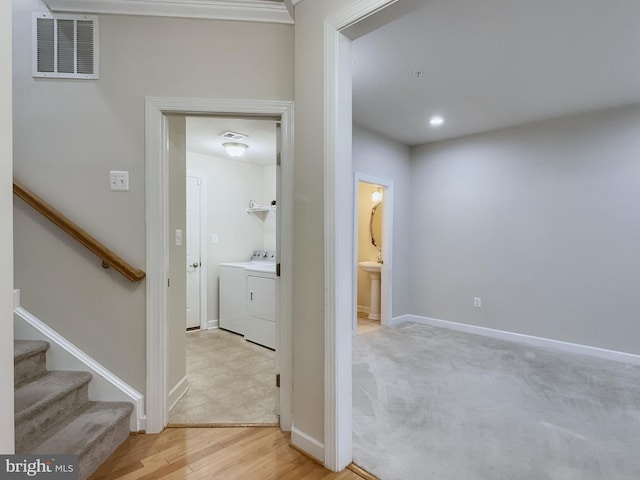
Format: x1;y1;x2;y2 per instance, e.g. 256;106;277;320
223;142;249;157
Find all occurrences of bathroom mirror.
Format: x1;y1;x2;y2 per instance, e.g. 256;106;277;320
370;201;383;251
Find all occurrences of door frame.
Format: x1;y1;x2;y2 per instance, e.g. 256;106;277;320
324;0;406;471
186;169;208;330
353;173;393;334
145;97;294;433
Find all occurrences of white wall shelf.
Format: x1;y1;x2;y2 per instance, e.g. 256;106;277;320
245;206;276;214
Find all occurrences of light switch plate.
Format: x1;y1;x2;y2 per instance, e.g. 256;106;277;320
175;229;183;246
110;171;129;191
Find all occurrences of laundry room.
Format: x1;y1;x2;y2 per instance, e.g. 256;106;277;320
167;115;280;426
185;115;277;336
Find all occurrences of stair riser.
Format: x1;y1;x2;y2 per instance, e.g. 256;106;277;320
78;414;130;480
14;351;47;386
14;339;133;478
15;383;89;453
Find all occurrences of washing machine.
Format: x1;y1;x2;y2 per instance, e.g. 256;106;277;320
219;251;275;336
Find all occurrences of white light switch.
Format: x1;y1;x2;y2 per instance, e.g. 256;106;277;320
110;171;129;191
175;229;183;246
211;234;219;244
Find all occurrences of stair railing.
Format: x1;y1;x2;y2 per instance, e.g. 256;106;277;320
13;181;146;282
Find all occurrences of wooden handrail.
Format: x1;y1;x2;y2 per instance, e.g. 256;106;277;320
13;181;146;282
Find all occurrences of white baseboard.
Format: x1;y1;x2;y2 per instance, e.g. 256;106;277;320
390;314;413;326
206;319;219;329
394;314;640;366
291;424;324;462
168;375;189;411
13;292;146;432
357;305;370;315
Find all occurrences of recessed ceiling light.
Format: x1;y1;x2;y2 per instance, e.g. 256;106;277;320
429;115;444;127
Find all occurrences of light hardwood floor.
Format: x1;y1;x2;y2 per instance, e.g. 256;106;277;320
90;427;368;480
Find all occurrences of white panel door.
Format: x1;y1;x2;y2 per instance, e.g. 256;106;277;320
186;174;202;329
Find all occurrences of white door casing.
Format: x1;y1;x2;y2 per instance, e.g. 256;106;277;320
145;97;294;434
324;0;406;472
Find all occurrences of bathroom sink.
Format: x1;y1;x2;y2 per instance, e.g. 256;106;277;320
358;261;382;273
358;262;382;321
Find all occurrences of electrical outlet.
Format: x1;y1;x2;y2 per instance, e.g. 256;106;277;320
109;171;129;191
474;297;482;307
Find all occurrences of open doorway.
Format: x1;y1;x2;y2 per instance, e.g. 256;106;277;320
168;116;280;426
322;0;442;471
329;0;640;476
355;181;383;335
145;97;293;435
353;175;393;336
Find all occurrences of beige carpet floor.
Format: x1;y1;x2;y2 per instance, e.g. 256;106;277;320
169;328;278;425
353;322;640;480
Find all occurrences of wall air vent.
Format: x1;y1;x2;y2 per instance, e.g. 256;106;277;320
32;13;99;79
220;131;248;141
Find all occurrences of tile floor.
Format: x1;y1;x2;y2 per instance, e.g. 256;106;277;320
169;328;278;425
357;311;382;335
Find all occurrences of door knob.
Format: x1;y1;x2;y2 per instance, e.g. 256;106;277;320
191;262;199;268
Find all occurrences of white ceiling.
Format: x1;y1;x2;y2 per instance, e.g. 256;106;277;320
352;0;640;146
186;116;277;167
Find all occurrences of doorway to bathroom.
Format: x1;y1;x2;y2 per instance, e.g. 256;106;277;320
353;174;393;336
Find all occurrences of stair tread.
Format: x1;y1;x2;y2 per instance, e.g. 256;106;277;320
15;370;93;420
14;340;50;362
32;401;134;456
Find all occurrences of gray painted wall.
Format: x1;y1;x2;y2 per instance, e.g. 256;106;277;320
167;115;187;396
353;124;412;317
410;104;640;354
0;0;14;453
12;0;293;393
294;0;363;449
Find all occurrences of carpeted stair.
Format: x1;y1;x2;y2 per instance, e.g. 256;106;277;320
14;340;133;480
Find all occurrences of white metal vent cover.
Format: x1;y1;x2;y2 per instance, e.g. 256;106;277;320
32;13;99;79
220;131;248;141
